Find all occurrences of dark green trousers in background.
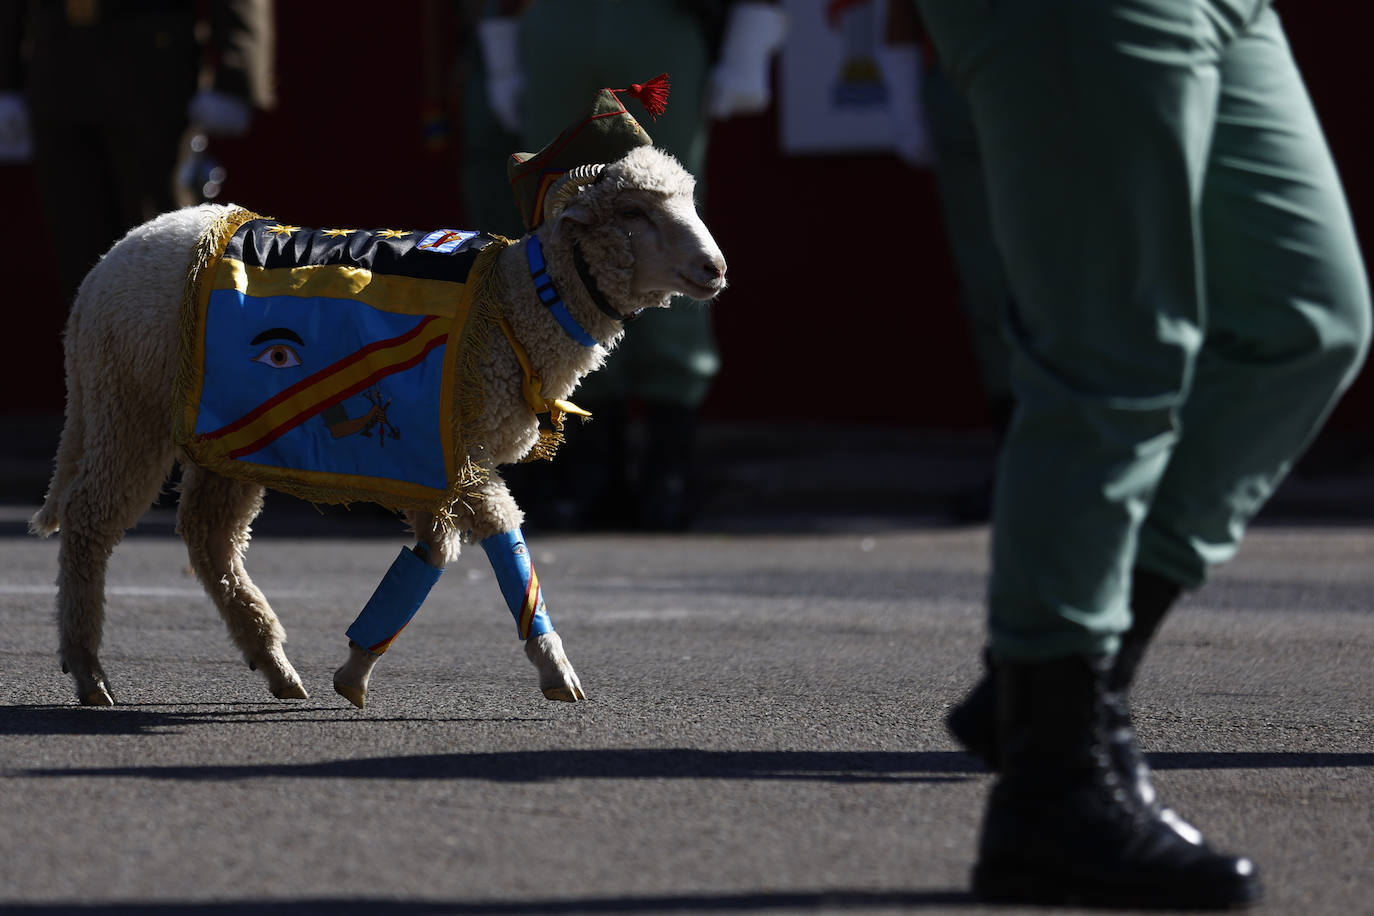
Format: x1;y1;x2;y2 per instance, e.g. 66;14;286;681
917;0;1370;659
464;0;720;410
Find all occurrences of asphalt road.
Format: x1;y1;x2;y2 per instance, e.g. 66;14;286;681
1;518;1371;915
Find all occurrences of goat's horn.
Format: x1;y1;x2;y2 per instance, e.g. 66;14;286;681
544;163;605;221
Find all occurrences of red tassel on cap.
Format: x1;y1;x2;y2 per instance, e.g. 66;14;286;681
617;73;670;120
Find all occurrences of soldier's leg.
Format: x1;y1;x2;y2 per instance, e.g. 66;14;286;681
1137;7;1371;588
918;0;1264;907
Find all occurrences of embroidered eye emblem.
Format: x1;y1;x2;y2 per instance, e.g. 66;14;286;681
252;344;302;369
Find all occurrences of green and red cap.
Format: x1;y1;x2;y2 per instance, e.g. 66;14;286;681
507;74;670;230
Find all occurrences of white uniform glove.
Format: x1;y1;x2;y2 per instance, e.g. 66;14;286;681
709;3;788;119
478;16;523;134
876;43;934;168
188;89;254;137
0;91;33;162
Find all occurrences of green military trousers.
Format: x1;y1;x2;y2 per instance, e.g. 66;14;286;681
516;0;721;409
916;0;1371;659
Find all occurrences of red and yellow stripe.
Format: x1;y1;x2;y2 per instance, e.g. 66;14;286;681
518;568;544;640
198;314;448;458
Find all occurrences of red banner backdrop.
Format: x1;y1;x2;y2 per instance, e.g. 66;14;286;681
2;3;1366;437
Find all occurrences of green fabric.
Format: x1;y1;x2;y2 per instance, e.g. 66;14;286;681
917;0;1371;660
921;64;1011;408
516;0;711;177
516;0;718;408
461;0;720;407
507;87;654;230
578;301;721;407
459;40;525;239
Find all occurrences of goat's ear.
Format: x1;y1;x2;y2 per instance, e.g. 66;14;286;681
548;201;594;240
556;201;594;227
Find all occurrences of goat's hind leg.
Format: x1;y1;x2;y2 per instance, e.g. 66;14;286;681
56;526;120;707
177;465;307;699
53;449;177;706
47;367;179;706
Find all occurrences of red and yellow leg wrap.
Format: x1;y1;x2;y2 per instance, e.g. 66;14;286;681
481;529;555;640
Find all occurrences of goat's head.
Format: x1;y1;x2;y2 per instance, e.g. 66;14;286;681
543;147;727;316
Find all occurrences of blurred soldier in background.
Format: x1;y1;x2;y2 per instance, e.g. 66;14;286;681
458;0;784;531
0;0;275;306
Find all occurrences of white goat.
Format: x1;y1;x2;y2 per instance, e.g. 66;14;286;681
30;145;726;707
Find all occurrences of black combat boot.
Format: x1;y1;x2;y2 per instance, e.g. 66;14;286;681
972;654;1261;908
946;568;1199;838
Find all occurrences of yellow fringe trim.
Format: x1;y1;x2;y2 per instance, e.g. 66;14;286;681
173;205;265;465
173;208;512;532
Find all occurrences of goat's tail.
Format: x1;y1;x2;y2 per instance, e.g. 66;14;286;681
29;413;79;536
29;310;84;538
29;485;64;538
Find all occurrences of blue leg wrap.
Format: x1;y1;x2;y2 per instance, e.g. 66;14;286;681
481;529;555;640
345;545;443;653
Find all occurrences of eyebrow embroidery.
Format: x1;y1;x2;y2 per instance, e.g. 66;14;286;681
250;328;305;346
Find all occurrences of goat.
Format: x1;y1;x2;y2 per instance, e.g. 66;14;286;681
30;144;726;707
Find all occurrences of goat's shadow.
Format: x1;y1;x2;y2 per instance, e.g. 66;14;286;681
6;704;1372;784
20;746;975;785
16;747;1374;784
0;702;548;736
2;702;974;783
0;890;982;914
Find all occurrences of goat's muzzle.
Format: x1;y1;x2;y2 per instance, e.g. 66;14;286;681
679;253;727;300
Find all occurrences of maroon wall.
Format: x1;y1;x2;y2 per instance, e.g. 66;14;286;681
3;4;1367;438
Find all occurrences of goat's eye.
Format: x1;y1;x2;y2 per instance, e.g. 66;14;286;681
252;344;302;369
619;206;648;221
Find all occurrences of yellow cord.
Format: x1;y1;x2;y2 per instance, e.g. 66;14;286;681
495;313;592;461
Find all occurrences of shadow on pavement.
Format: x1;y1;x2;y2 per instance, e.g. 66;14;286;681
0;703;554;736
11;738;978;784
1149;751;1374;770
0;890;980;914
6;703;1371;783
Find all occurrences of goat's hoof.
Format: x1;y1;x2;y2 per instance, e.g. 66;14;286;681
541;683;586;702
525;632;586;703
333;682;366;709
333;643;381;709
253;645;307;699
66;652;114;705
79;684;115;707
271;680;309;700
266;670;308;699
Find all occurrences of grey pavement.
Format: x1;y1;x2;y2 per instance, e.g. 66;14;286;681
2;416;1373;914
2;508;1373;913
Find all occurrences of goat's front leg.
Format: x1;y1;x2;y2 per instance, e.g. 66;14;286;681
481;530;586;701
331;520;454;708
470;477;586;702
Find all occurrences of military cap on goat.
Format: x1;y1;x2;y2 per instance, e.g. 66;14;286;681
507;75;669;230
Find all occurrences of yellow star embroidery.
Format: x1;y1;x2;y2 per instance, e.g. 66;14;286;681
266;224;300;236
322;228;356;238
377;229;411;239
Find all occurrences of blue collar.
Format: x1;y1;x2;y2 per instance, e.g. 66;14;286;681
524;235;598;349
